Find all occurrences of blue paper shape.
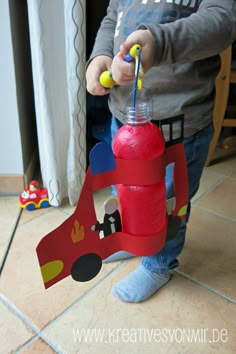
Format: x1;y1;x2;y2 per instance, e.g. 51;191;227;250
89;142;116;175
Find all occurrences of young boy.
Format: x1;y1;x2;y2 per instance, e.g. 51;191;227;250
86;0;236;303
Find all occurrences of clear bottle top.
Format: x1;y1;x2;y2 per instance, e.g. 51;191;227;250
125;103;151;125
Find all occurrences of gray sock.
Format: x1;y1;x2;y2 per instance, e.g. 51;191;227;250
112;265;171;303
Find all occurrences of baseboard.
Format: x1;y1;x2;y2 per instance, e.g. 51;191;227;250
0;150;38;195
0;174;25;195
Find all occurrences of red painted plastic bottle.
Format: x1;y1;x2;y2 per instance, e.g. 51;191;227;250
113;103;167;237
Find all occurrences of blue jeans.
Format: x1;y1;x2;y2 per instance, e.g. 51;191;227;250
111;116;214;273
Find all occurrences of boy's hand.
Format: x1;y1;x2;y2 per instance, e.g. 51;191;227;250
111;29;155;86
86;55;112;95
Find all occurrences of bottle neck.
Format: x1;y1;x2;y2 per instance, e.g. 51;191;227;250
125;103;150;125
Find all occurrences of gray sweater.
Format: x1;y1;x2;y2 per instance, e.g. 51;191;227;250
89;0;236;136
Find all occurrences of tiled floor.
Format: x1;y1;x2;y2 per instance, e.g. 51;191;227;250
1;148;236;354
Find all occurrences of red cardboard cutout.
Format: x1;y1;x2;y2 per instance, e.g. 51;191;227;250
36;116;188;288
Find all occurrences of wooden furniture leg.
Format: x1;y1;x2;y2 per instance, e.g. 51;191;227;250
205;47;231;166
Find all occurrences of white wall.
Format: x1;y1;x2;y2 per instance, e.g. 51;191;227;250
0;0;23;174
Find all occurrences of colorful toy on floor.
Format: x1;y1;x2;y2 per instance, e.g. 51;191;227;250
19;180;49;211
36;45;188;288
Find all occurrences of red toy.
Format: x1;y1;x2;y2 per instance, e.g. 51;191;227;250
36;45;188;289
19;180;49;211
36;116;188;289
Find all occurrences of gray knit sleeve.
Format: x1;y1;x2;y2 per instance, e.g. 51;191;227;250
88;0;118;63
144;0;236;65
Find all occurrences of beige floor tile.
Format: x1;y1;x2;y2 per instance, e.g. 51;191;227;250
207;149;236;175
0;300;35;353
192;168;224;204
19;206;53;226
195;176;236;220
0;209;121;329
0;196;21;267
230;169;236;179
20;338;56;353
42;258;236;354
179;207;236;300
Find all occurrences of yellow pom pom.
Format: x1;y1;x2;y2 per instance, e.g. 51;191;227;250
129;44;142;58
137;78;143;90
99;70;115;88
129;44;142;59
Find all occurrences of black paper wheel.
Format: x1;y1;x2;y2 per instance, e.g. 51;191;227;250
71;253;102;282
